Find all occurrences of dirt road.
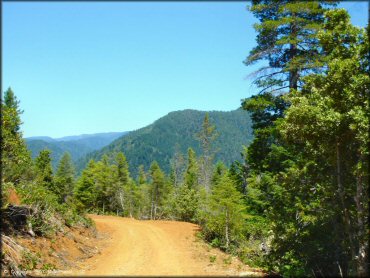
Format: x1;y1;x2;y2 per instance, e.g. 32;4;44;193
69;215;262;276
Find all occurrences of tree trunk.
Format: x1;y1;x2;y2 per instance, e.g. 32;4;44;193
204;154;210;191
354;157;368;277
225;208;230;250
289;15;298;91
119;191;125;214
150;192;154;220
336;141;356;265
337;261;343;278
154;193;158;220
242;162;249;195
289;64;298;91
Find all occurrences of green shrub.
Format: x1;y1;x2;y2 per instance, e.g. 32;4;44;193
223;256;232;265
40;263;56;274
210;237;221;248
19;250;39;271
16;181;92;236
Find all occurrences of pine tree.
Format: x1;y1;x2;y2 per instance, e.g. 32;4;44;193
116;152;129;185
35;149;55;193
137;165;147;185
169;147;185;187
245;0;336;93
172;184;199;222
206;173;246;250
55;152;75;202
114;152;143;217
211;161;227;188
122;180;140;218
229;148;250;196
1;88;32;183
184;148;199;190
74;160;97;211
196;113;218;190
113;152;131;215
242;1;336;174
172;149;201;222
276;9;369;275
149;161;168;219
95;155;116;213
137;165;152;218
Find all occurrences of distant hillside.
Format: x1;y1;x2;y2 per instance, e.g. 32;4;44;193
77;109;253;176
26;132;128;169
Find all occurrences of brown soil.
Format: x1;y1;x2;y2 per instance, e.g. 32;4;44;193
66;215;263;276
2;225;99;277
6;188;21;205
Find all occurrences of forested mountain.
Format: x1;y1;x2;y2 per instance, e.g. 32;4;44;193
77;109;253;176
26;132;128;168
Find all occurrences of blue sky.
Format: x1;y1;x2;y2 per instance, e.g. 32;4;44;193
3;1;368;138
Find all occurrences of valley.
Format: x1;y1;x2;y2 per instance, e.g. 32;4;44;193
25;132;128;169
26;108;253;175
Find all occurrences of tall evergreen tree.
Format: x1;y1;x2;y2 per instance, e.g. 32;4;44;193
116;152;129;185
172;183;199;222
137;164;152;218
229;147;250;196
74;160;97;211
95;155;116;213
275;9;369;275
184;148;199;190
114;152;132;215
137;165;147;185
55;152;75;202
242;0;336;174
211;161;227;188
1;88;32;183
205;173;246;250
169;147;185;187
149;161;168;219
196;113;218;190
35;150;54;193
245;0;336;92
122;180;140;218
171;149;201;222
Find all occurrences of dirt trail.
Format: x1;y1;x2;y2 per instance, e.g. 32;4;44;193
68;215;263;276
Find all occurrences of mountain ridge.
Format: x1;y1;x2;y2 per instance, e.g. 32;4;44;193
25;131;129;168
77;108;253;176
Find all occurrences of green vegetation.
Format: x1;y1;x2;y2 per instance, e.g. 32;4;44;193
1;88;92;240
1;88;32;183
245;1;335;93
200;173;246;251
2;2;368;276
239;2;368;277
77;109;253;176
54;152;75;203
25;132;127;169
209;255;217;263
